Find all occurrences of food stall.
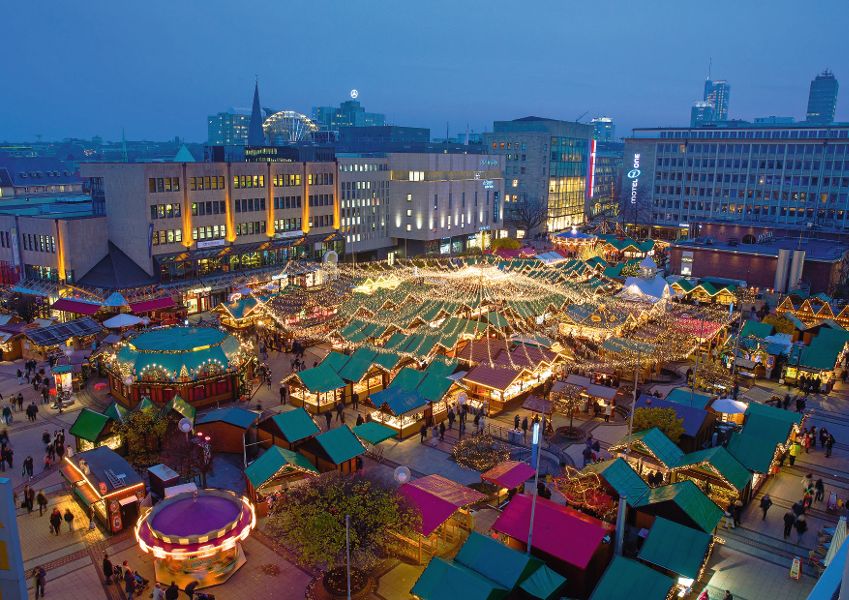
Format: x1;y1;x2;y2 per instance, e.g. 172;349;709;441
282;363;346;415
481;461;536;505
244;446;318;516
135;489;256;589
69;408;123;452
61;446;145;534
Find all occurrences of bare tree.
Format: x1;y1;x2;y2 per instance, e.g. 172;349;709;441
508;195;549;236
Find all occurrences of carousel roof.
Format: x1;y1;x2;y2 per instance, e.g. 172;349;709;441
113;326;242;381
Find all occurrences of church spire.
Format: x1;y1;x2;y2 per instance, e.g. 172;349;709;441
247;78;265;146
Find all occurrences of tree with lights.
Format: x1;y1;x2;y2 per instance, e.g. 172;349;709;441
114;405;168;468
632;407;684;443
452;434;510;471
552;383;584;435
266;473;419;592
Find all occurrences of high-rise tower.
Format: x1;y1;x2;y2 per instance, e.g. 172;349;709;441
806;70;839;124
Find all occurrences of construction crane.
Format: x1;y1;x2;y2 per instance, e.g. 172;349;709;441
575;111;588;123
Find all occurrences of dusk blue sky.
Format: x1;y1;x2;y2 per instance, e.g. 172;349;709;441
3;0;848;142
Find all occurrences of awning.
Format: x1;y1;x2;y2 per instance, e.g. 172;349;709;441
352;421;396;445
518;564;566;600
522;395;552;414
590;556;674;600
314;425;365;465
51;298;102;315
103;313;144;329
399;484;462;536
130;297;176;313
711;398;748;414
637;517;712;579
481;461;536;490
411;557;508;600
245;446;318;488
260;408;319;443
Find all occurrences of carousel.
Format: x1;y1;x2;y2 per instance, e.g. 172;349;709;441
135;489;256;589
103;326;255;409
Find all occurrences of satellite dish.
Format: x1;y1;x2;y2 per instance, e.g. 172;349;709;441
323;250;339;264
393;466;411;484
178;418;193;434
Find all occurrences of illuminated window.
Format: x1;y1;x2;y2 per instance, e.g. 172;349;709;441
405;223;412;231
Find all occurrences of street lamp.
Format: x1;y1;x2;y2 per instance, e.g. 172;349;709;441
526;422;542;555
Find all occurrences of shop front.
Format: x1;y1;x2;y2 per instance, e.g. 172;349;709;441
61;446;145;535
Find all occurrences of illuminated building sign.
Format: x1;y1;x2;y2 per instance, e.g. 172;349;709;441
628;153;641;205
482;180;495;190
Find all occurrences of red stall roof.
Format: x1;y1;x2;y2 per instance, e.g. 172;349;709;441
492;494;613;569
130;297;176;313
51;298;102;315
399;474;486;536
481;461;536;490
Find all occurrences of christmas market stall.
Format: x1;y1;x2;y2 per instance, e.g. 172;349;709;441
282;362;346;414
670;446;752;508
632;480;724;534
21;317;103;361
297;425;366;474
634;395;715;453
351;421;397;462
726;401;803;491
368;361;457;438
128;296;181;325
135;489;256;590
491;493;614;599
411;531;566;600
334;347;404;402
244;446;318;515
562;374;621;421
609;427;685;483
103;326;255;409
783;326;849;390
69;407;122;452
566;458;651;522
213;294;273;330
590;556;675;600
195;407;261;456
480;460;536;504
61;445;145;535
636;516;714;596
397;474;486;564
257;407;319;451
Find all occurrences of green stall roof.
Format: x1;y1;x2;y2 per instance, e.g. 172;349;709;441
664;387;713;410
740;320;775;340
103;401;128;423
352;421;396;445
371;386;428;416
411;557;508;600
293;363;346;394
613;428;684;468
70;408;111;443
265;408;319;443
454;532;542;591
583;458;650;501
517;564;567;600
726;431;777;474
163;394;196;421
315;425;366;465
245;446;318;488
590;556;674;600
675;446;752;492
370;349;403;371
321;351;351;373
634;480;723;533
337;348;378;382
637;517;712;579
195;407;259;430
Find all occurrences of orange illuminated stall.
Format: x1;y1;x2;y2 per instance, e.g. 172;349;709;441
60;446;145;534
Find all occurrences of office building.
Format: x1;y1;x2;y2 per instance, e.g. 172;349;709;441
591;117;616;142
690;102;715;127
484;117;592;234
338;154;391;257
807;70;839;124
588;142;624;221
207;111;251;146
754;116;796;125
703;78;730;121
312;99;386;132
620;122;849;241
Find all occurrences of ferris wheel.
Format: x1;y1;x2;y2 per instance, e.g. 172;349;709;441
262;110;319;144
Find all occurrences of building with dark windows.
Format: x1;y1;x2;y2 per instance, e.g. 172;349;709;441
690;102;715;127
484;117;592;234
703;78;730;121
621;122;849;240
588;142;624;221
806;70;839;124
0;156;83;198
312;99;386;132
591;117;616;142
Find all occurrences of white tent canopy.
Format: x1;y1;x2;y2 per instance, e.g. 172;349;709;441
711;398;748;414
103;313;144;329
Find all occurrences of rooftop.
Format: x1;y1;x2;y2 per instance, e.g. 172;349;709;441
673;237;849;262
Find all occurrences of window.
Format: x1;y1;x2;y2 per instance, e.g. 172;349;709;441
406;209;412;217
148;177;180;193
405;223;412;231
681;251;694;276
408;171;424;182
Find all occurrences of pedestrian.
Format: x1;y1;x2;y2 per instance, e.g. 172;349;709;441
731;500;742;527
323;410;332;431
124;567;136;600
36;490;47;516
63;508;74;531
514;414;520;430
23;455;34;477
420;424;427;443
355;413;364;426
102;553;113;584
166;581;179;600
521;416;528;440
352;392;359;411
821;427;830;448
802;473;813;494
49;508;62;535
34;566;46;599
723;592;733;600
795;514;808;542
698;591;710;600
802;432;811;453
335;400;344;423
815;478;825;503
760;494;773;520
826;433;835;458
185;581;199;599
788;440;802;465
439;421;445;441
152;582;165;600
582;445;592;468
42;430;50;446
447;408;455;430
279;385;286;405
88;505;97;530
783;510;796;539
810;425;818;449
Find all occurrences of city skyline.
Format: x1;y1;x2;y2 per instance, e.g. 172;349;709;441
3;0;848;142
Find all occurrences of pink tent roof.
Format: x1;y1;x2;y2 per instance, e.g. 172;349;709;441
399;484;458;536
51;298;101;315
130;297;176;313
481;461;536;490
407;474;486;508
492;494;613;569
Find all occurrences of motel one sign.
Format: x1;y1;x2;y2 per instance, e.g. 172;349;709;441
628;153;641;204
